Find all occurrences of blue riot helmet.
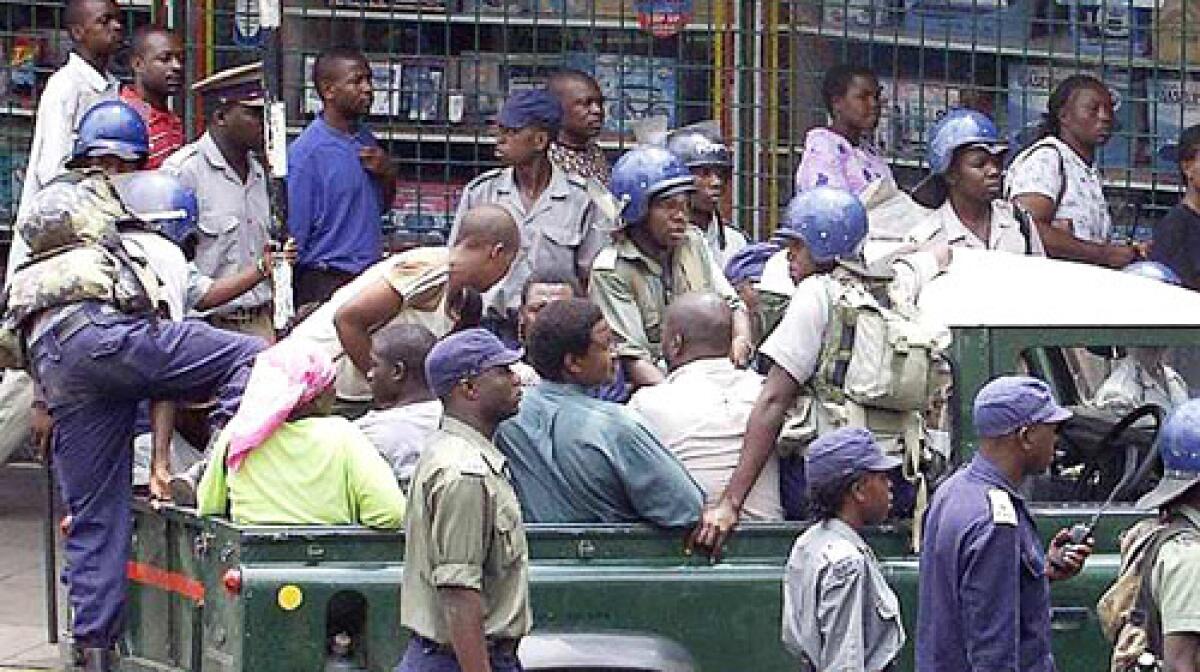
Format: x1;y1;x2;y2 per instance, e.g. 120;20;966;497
666;128;732;171
775;187;869;264
114;171;200;246
610;146;695;226
1137;399;1200;509
926;108;1006;175
1123;261;1182;286
71;100;150;164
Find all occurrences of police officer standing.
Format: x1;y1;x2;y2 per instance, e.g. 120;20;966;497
783;427;905;672
589;145;752;389
665;123;748;268
399;328;530;672
3;116;263;671
450;89;608;343
917;376;1093;672
691;187;947;553
161;62;276;342
1126;399;1200;672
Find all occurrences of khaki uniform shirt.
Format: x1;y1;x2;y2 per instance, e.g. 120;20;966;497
287;246;452;401
161;132;272;313
589;226;741;363
450;163;609;317
401;415;532;644
925;200;1046;256
783;518;905;672
1152;505;1200;649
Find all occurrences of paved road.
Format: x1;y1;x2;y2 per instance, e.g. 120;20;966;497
0;462;62;670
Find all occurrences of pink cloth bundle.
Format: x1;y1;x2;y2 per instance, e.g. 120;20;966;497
224;339;336;471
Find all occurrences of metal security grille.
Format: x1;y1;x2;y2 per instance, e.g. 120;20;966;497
0;1;1196;249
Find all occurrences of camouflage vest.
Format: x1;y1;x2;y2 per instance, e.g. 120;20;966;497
0;170;159;369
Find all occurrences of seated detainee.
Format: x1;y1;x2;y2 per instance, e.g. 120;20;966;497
1094;263;1190;415
197;340;405;528
628;293;783;521
510;270;582;387
495;299;705;526
354;323;442;486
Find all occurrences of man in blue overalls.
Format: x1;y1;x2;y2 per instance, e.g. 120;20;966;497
4;100;264;671
917;376;1094;672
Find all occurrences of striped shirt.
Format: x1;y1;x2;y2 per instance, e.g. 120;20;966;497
120;86;185;169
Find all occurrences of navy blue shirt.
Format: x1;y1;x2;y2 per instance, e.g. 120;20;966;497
287;116;385;274
917;454;1054;672
1150;203;1200;291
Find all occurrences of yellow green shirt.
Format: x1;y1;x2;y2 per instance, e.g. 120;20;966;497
196;416;405;529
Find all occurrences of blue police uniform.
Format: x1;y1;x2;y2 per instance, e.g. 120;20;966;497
916;453;1054;672
917;376;1073;672
34;304;262;650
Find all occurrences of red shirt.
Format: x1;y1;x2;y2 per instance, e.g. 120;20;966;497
120;86;184;169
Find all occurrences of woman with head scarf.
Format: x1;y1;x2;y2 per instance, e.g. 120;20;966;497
197;339;405;528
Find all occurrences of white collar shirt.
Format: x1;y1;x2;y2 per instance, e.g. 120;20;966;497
628;357;783;520
7;53;120;283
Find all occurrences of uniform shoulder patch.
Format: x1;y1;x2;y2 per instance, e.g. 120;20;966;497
988;489;1018;526
592;246;618;272
455;453;489;478
465;168;503;190
823;539;864;583
564;172;587;189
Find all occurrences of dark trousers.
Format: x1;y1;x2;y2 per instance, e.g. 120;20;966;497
396;636;523;672
28;302;264;647
294;266;356;307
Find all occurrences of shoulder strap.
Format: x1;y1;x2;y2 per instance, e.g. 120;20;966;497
1138;516;1199;656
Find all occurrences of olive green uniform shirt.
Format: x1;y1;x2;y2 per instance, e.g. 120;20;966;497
400;415;532;644
588;226;741;363
1151;505;1200;642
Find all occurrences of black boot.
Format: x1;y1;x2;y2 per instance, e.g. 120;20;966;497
80;647;114;672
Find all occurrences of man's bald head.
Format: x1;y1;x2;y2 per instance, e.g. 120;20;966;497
455;204;519;251
663;292;733;370
450;204;521;293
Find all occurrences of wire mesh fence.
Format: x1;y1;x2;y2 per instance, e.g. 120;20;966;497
0;0;1196;247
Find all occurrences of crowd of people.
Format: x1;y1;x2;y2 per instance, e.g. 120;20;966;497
4;1;1200;671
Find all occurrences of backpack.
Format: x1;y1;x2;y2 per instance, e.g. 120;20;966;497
1097;515;1198;672
0;171;159;370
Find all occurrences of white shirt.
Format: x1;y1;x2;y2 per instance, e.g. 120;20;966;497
122;231;213;320
703;214;749;271
1093;356;1189;416
759;247;797;296
7;53;120;283
628;358;783;521
1006;136;1113;244
925;200;1045;255
354;399;443;484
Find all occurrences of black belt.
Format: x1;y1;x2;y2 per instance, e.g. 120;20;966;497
209;305;270;323
413;634;519;656
29;305;98;350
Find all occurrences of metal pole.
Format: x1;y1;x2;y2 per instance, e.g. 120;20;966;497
43;447;58;645
259;0;293;330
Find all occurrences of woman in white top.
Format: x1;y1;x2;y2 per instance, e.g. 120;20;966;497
1005;74;1141;268
914;108;1045;255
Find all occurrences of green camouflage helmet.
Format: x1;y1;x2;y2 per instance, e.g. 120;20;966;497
18;171;128;257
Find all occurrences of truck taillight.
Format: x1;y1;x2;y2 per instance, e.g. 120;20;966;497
222;568;242;595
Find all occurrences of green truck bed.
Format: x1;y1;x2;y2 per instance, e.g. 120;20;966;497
122;501;1137;672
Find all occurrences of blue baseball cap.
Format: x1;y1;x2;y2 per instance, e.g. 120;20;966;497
973;376;1073;438
723;242;780;285
425;328;523;398
805;427;901;494
496;89;563;132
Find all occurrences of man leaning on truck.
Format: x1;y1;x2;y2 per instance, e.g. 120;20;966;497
399;329;530;672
